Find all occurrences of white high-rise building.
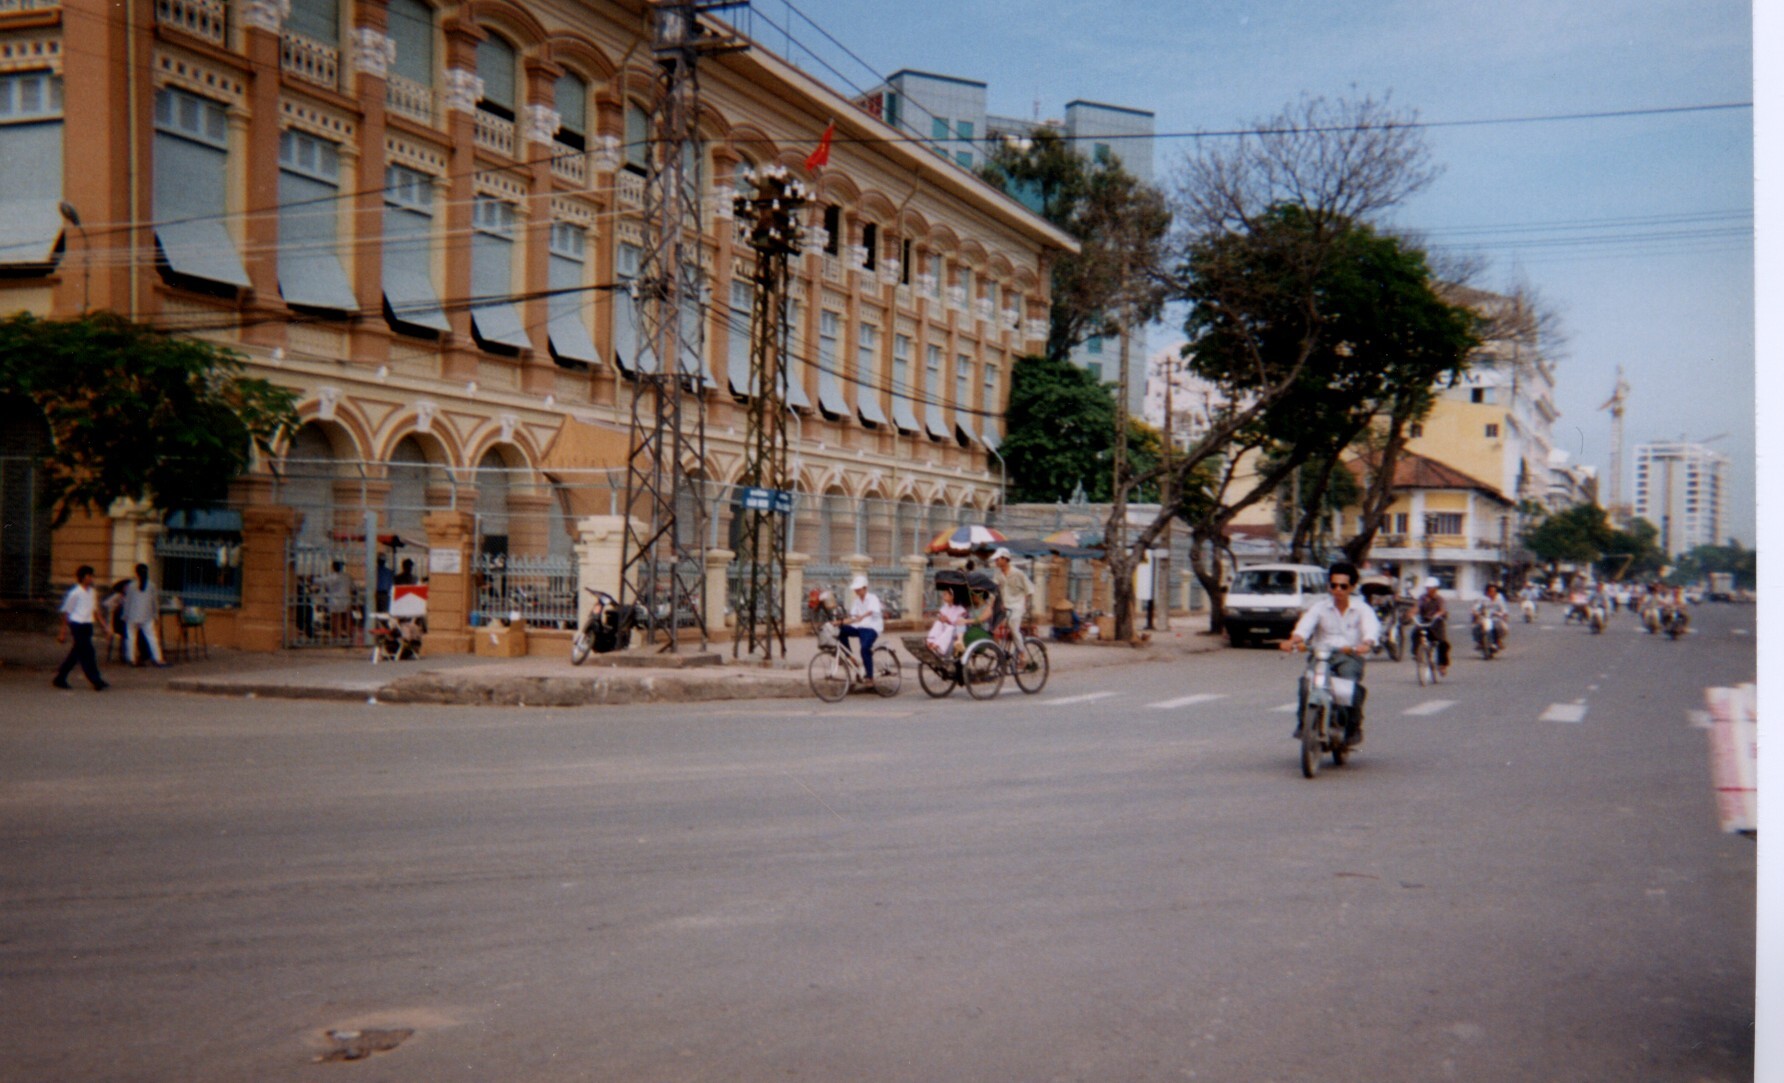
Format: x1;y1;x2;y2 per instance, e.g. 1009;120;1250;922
1633;442;1728;556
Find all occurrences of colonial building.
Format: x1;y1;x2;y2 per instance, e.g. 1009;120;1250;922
0;0;1073;648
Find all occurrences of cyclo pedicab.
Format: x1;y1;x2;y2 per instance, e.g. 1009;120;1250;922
902;568;1049;699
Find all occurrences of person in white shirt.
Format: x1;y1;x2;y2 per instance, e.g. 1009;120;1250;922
122;563;168;667
1281;561;1380;746
990;548;1036;653
837;575;885;682
53;564;110;691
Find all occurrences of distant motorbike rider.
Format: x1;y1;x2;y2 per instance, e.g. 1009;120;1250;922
1416;577;1452;676
1472;584;1511;652
1281;562;1381;748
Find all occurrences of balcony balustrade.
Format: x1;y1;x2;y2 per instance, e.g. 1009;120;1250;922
280;29;339;90
155;0;227;45
473;110;514;157
385;74;434;125
549;141;587;186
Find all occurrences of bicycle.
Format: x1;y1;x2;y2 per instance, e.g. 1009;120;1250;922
807;620;902;702
1409;617;1442;686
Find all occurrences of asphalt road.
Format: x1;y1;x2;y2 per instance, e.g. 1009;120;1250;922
0;604;1756;1081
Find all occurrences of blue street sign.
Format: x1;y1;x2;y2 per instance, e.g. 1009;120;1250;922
739;487;794;514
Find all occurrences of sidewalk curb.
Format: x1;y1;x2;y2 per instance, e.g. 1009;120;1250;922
374;671;807;707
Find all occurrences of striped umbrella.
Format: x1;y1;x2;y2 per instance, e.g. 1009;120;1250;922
925;524;1008;555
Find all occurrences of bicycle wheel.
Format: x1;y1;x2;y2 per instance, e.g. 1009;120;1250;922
1012;639;1049;693
807;648;850;702
1387;622;1404;662
1414;638;1430;686
871;646;902;696
963;641;1005;700
569;630;592;666
918;658;957;698
1300;702;1325;779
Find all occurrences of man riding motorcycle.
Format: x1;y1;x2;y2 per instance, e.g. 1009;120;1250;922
1281;561;1381;748
1472;583;1511;655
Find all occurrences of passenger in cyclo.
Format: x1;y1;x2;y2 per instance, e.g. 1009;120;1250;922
1280;562;1381;747
961;571;1003;651
837;575;885;683
926;584;969;656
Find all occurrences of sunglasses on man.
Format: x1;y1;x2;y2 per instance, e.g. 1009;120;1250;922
1329;579;1353;591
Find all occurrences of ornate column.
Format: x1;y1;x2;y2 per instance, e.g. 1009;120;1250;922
237;504;299;651
423;509;476;653
574;515;640;629
703;548;734;636
902;554;927;626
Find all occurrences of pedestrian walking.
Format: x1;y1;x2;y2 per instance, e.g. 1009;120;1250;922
321;561;354;640
53;565;110;691
122;563;168;667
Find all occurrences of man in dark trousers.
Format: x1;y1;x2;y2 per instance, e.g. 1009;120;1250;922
53;565;110;691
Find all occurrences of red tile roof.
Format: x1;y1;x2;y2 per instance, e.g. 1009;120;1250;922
1347;451;1511;504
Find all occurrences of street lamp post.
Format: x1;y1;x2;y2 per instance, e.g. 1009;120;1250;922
58;201;89;315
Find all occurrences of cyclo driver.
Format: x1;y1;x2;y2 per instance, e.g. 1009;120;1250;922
1281;561;1381;748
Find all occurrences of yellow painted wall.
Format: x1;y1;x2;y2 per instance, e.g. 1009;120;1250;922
1406;400;1506;491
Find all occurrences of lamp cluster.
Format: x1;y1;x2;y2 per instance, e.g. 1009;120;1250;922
732;165;809;257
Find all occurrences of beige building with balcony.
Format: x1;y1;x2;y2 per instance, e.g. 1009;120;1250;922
0;0;1073;647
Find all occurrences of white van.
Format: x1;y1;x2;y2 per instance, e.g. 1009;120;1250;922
1223;563;1329;648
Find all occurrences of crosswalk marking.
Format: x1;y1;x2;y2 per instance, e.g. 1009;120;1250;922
1041;691;1121;707
1148;692;1228;710
1402;699;1456;716
1541;702;1588;723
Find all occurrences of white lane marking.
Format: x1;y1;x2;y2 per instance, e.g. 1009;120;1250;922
1149;692;1228;710
1587;684;1600;692
1732;628;1750;636
1272;702;1300;713
1403;699;1457;716
1042;691;1121;707
1541;703;1588;723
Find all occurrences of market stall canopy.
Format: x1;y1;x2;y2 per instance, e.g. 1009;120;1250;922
925;524;1008;555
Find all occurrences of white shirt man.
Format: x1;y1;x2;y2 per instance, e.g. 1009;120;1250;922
1281;564;1379;744
53;565;109;691
837;576;884;682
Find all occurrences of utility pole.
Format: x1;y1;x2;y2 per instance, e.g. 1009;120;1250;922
618;0;744;653
730;165;806;661
1156;354;1173;631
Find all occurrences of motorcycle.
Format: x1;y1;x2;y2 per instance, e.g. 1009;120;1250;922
1472;610;1506;659
1291;643;1363;779
1661;605;1689;640
1586;600;1607;634
569;588;648;664
1641;602;1663;635
1520;597;1537;623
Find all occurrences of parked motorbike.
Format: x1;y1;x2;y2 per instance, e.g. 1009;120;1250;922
569;588;647;664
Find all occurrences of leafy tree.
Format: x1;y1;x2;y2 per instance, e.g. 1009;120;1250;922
1522;503;1623;584
1597;517;1666;582
1668;540;1757;589
0;312;300;526
1001;352;1116;502
979;129;1172;365
1001;352;1163;503
1067;94;1454;640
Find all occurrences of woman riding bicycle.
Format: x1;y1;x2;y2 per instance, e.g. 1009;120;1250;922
836;575;885;684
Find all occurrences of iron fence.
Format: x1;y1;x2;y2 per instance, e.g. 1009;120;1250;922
155;533;242;609
471;552;579;629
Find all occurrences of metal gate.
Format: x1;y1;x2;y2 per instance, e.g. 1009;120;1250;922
284;539;369;648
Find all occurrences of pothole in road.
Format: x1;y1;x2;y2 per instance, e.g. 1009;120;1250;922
317;1028;414;1063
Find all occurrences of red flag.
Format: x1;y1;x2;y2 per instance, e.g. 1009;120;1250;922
804;120;834;172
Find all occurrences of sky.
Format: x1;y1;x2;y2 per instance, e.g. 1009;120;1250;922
753;0;1757;545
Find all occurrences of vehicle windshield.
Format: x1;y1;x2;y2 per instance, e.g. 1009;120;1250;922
1231;569;1300;595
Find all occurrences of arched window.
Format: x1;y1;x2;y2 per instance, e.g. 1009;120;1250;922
387;0;432;82
475;34;517;121
385;436;433;540
475;449;511;557
555;72;586;151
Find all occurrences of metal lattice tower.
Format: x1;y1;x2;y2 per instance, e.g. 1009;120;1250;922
619;0;744;652
730;167;807;661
